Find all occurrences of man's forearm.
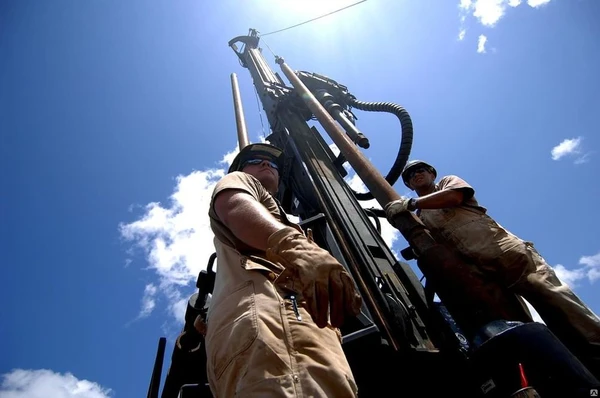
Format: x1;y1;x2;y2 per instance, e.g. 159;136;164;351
415;189;463;210
216;192;288;251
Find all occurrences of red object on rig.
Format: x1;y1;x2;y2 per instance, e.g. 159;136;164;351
519;363;529;388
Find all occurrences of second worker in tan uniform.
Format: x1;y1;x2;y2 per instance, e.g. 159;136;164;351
205;143;362;397
385;159;600;378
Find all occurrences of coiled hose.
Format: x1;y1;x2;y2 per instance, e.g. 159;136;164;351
347;98;414;201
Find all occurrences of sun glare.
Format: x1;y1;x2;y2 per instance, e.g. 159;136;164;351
280;0;364;20
257;0;369;56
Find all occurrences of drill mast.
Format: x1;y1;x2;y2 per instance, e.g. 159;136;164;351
147;30;599;398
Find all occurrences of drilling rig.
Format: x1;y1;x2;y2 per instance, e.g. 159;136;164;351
147;30;600;398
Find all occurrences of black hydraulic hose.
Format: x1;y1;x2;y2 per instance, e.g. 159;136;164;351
347;98;413;201
364;208;382;234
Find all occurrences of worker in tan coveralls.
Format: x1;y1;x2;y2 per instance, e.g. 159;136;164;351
384;159;600;377
205;142;362;397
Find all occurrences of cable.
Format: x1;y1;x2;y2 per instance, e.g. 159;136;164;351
253;87;266;139
261;39;277;58
348;99;414;201
260;0;367;37
363;208;382;234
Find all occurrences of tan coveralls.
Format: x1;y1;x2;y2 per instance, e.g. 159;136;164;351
206;172;358;398
418;175;600;371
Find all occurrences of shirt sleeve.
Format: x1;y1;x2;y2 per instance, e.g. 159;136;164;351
437;175;475;200
209;171;275;221
207;172;275;252
210;171;264;206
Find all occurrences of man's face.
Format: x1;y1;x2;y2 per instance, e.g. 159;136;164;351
407;166;435;191
240;157;280;194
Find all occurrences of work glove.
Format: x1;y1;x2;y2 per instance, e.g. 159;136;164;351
384;197;411;228
266;227;362;328
193;314;207;336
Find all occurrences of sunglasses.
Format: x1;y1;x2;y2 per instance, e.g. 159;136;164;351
407;167;429;180
242;158;279;170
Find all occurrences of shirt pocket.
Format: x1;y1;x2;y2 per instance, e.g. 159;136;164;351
446;216;505;262
242;255;284;281
420;208;456;230
207;280;258;381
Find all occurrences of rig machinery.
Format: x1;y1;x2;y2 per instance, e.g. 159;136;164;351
147;30;600;398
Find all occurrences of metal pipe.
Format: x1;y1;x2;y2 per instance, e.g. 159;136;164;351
230;73;250;150
277;58;399;207
314;90;370;149
332;108;370;149
146;337;166;398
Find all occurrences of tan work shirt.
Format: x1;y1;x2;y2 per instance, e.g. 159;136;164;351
205;171;357;397
207;171;298;317
209;171;288;254
417;174;486;235
418;175;526;285
418;177;600;357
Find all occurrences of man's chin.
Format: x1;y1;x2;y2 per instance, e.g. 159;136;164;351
257;176;278;192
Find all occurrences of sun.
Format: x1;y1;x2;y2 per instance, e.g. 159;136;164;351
279;0;364;20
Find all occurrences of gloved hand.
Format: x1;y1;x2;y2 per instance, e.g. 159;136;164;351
266;227;362;328
193;314;207;336
384;197;411;228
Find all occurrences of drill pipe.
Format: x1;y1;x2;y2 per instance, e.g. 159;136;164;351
314;90;369;149
277;57;531;337
230;73;250;150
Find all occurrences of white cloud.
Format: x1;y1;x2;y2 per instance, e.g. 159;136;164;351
550;136;592;164
527;0;551;7
588;268;600;283
120;168;224;284
574;152;592;165
553;264;587;288
169;296;189;323
219;146;239;168
119;161;226;322
473;0;506;27
548;252;600;287
477;34;488;53
138;283;157;318
580;253;600;282
579;252;600;268
458;1;472;40
551;137;582;160
0;369;112;398
457;0;552;50
460;0;473;10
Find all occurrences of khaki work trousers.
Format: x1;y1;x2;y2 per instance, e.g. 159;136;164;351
446;214;600;374
510;244;600;375
204;271;358;398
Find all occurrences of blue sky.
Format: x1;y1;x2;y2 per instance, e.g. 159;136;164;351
2;0;599;396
